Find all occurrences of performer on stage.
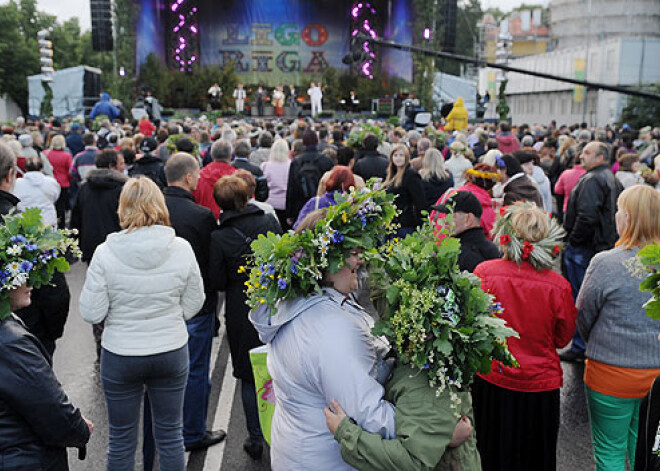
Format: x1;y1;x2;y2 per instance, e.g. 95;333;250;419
273;86;285;117
208;82;223;110
348;90;359;112
288;84;298;115
255;86;266;117
233;84;246;115
308;82;323;117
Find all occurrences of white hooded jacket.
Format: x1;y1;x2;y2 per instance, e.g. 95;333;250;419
250;288;395;470
14;172;60;227
79;225;204;356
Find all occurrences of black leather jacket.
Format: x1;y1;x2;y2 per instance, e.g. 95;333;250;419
564;164;622;252
0;316;90;470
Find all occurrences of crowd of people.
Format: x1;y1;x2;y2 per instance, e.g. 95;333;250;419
0;108;659;471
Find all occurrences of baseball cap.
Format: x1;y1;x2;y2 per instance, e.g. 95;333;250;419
432;191;482;218
139;137;158;154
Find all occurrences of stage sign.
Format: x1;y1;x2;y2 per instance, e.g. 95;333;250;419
198;0;352;85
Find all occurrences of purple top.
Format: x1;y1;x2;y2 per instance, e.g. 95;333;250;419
293;192;338;229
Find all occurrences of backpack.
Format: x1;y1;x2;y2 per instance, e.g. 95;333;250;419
297;156;323;201
227;225;254;277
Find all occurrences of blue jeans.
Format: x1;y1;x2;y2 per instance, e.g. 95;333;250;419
564;244;596;353
101;346;189;471
183;309;215;446
144;295;217;470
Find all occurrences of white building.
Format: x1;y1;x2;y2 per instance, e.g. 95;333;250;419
479;37;660;126
551;0;660;50
478;0;660;127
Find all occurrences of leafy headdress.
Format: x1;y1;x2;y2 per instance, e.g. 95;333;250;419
245;182;398;313
0;208;81;320
493;201;565;271
370;220;519;412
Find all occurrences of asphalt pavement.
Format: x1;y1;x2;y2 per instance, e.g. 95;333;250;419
53;261;594;470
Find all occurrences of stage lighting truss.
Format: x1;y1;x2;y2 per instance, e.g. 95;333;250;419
349;1;378;79
169;0;199;72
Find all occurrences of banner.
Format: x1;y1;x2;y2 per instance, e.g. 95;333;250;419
198;0;352;85
573;58;585;103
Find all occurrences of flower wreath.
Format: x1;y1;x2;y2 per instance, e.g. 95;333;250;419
493;201;565;271
0;208;81;320
245;182;398;313
465;167;500;181
369;221;519;413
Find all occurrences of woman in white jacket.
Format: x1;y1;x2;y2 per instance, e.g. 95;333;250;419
13;156;60;227
79;177;204;471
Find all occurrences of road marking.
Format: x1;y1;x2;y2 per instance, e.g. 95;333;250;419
203;345;236;470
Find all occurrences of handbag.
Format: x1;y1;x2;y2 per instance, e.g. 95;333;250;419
249;345;275;445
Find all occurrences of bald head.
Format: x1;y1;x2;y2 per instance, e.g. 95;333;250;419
166;152;200;191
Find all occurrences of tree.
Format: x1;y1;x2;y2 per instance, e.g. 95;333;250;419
0;0;51;114
620;84;660;129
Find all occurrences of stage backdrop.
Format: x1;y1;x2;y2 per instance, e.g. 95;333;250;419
136;0;413;84
199;0;351;85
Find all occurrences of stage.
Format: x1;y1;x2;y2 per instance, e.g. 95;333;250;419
135;0;413;85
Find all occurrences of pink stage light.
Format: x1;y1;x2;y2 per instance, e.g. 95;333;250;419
190;25;198;33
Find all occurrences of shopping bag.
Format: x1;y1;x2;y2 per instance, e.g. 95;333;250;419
249;345;276;445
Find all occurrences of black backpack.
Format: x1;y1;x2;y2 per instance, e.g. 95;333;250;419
297;156;323;201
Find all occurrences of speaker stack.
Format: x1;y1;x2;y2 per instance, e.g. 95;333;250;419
90;0;113;51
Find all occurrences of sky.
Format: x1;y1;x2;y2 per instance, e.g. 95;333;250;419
3;0;548;33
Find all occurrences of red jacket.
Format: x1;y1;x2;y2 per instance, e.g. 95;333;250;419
193;161;236;219
474;259;576;392
495;133;520;154
139;120;156;137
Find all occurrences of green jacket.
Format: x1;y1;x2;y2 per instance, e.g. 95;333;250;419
334;364;482;471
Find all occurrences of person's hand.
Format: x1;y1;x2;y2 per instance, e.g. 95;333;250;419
83;415;94;435
449;416;472;447
324;399;347;435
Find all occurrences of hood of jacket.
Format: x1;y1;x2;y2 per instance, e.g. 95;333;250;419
86;168;128;189
100;92;111;102
249;295;328;344
454;97;465;108
21;171;50;186
105;225;176;270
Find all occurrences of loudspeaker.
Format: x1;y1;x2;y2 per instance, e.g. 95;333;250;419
90;0;113;51
443;0;457;53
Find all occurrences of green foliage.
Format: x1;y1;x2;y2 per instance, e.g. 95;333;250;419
369;220;519;404
386;116;400;127
137;57;239;110
620;84;660;130
496;79;510;121
0;0;139;114
166;134;199;156
39;82;53;117
637;244;660;320
410;0;482;110
347;122;386;148
245;183;398;313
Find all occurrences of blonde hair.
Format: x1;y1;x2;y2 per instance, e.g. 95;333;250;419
419;148;449;181
119;137;135;151
50;135;66;151
509;204;550;244
269;138;290;162
118;177;170;232
383;144;410;188
615;184;660;249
